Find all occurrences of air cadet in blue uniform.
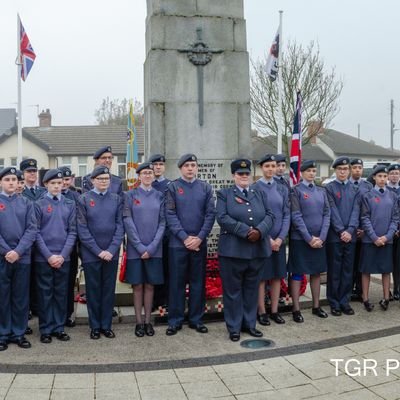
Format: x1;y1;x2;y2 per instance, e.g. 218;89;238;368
273;154;291;189
123;162;165;337
165;154;216;336
0;167;37;351
288;160;330;323
349;158;373;301
60;166;81;327
82;146;123;195
16;170;25;194
253;154;289;326
77;166;124;339
149;154;171;310
35;169;77;344
217;159;274;341
325;156;360;316
360;165;399;311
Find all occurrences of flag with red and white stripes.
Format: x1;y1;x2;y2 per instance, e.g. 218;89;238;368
289;91;302;186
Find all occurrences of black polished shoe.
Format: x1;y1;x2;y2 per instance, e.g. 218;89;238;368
312;307;328;318
229;332;240;342
363;300;374;312
0;341;8;351
270;312;285;324
28;311;32;320
341;305;355;315
257;313;270;326
165;325;181;336
379;299;390;311
330;308;342;316
189;323;208;333
101;329;115;339
25;326;33;335
394;293;400;301
241;327;263;337
135;324;145;337
65;318;76;328
16;337;31;349
112;309;118;317
144;323;155;336
292;310;304;323
52;331;70;341
90;329;101;340
40;334;52;344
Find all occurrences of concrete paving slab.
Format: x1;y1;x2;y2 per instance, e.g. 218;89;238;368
362;348;400;366
259;365;311;389
350;365;398;387
181;380;231;399
273;383;321;400
95;388;140;400
11;374;53;389
95;372;137;388
369;379;400;400
310;374;363;394
139;383;187;400
213;362;258;378
53;373;94;389
50;388;94;400
5;388;51;400
221;375;273;395
296;361;339;380
0;374;14;388
335;388;382;400
174;366;219;383
135;369;179;386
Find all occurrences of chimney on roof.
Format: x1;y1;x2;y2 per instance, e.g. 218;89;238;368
38;109;51;127
307;121;323;144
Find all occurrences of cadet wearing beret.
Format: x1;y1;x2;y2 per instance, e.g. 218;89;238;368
273;154;290;189
165;153;216;336
123;162;166;337
387;164;400;193
325;156;360;317
217;159;274;341
288;160;330;323
34;169;77;344
149;153;171;310
82;146;123;195
359;165;399;312
252;154;289;326
349;158;372;301
0;167;37;351
77;166;124;340
15;170;25;194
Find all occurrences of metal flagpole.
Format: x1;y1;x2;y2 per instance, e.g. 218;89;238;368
277;10;283;154
17;13;23;166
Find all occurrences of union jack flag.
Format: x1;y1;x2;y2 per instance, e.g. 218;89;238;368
289;91;302;186
19;17;36;81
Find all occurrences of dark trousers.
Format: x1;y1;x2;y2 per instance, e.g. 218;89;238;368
153;237;169;307
0;259;30;341
66;245;79;319
327;242;356;309
36;261;70;335
219;256;264;334
168;244;206;326
29;253;38;314
393;237;400;295
84;260;118;330
352;240;362;295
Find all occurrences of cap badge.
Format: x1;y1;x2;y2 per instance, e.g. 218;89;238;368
107;147;111;152
191;156;196;161
57;172;62;178
11;168;15;173
29;160;34;166
240;161;247;168
343;160;347;164
271;156;275;160
358;160;361;164
104;168;109;173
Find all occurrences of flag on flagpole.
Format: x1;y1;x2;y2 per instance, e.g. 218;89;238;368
265;27;280;81
126;102;139;190
289;91;302;187
19;16;36;81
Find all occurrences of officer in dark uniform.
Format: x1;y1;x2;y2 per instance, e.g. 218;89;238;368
82;146;123;195
273;154;290;189
165;154;216;336
217;159;274;341
325;156;360;316
149;154;171;310
349;158;373;301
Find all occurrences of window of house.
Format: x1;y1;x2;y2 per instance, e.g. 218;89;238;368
61;156;72;169
117;155;126;179
78;156;87;177
0;159;4;169
10;157;17;167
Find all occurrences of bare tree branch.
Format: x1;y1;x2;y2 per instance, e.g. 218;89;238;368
94;97;144;126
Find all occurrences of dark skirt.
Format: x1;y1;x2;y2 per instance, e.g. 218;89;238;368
359;243;393;274
287;239;327;275
261;244;287;280
125;258;164;285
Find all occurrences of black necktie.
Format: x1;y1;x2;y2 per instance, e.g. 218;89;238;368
354;181;359;185
100;193;104;196
342;182;345;185
379;188;384;194
267;182;271;185
53;196;59;201
308;184;313;189
30;187;35;196
243;188;248;197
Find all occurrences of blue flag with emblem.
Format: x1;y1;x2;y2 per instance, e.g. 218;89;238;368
126;102;139;189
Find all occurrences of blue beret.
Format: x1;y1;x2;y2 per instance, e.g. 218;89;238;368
93;146;112;159
350;158;363;166
16;170;24;181
20;158;38;171
0;167;18;180
136;162;154;174
373;165;388;175
90;166;110;179
231;158;251;174
388;164;400;172
258;154;276;165
177;153;197;168
300;160;317;172
149;154;166;163
275;154;286;163
43;169;63;183
59;166;72;177
332;156;350;169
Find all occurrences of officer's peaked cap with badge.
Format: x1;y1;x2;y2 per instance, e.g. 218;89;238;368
350;158;364;166
42;169;63;183
90;166;110;179
59;166;72;177
177;153;197;168
275;154;286;163
388;164;400;172
93;146;112;160
0;167;18;180
149;154;166;163
332;156;350;169
258;154;276;166
136;162;154;174
231;158;251;174
300;160;317;172
372;165;388;175
20;158;38;171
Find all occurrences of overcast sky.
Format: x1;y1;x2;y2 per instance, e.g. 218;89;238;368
1;0;399;149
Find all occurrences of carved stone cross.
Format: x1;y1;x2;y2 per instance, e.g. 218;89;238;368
178;28;223;126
